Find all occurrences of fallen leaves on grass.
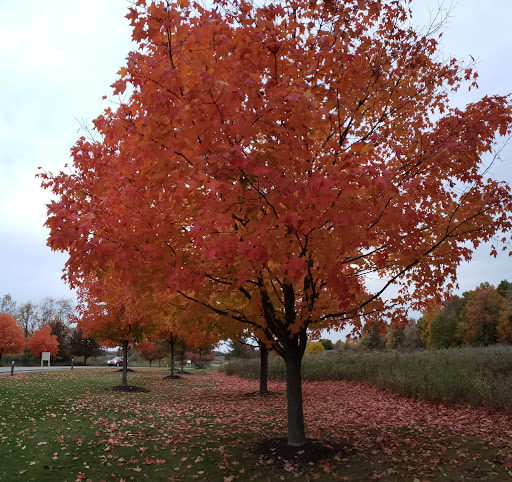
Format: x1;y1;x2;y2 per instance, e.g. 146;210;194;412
2;368;512;480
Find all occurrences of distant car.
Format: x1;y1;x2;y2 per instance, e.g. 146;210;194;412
107;356;124;367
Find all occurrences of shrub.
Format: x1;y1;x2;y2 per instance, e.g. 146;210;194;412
306;341;325;355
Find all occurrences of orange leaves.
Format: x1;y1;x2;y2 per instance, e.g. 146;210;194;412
0;313;25;356
40;0;512;395
27;326;59;358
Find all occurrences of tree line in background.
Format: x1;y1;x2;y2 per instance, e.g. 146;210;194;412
0;293;218;369
0;294;102;364
224;280;512;358
333;279;512;352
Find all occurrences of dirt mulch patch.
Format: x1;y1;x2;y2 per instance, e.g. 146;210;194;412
105;385;149;393
163;374;182;380
243;391;282;398
254;438;353;469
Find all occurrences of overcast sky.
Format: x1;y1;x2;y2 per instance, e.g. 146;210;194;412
1;1;511;321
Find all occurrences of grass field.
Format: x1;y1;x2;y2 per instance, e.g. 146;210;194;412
1;367;512;481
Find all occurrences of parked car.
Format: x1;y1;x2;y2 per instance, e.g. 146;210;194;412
107;356;124;367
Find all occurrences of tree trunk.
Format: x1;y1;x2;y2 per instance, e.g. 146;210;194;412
170;340;175;376
180;355;184;372
121;340;129;387
284;353;306;446
84;355;87;366
149;359;153;367
259;343;268;395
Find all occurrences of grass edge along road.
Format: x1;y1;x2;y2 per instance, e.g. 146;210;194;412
1;368;512;481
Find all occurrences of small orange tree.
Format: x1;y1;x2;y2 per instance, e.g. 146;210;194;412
27;326;59;359
0;313;26;362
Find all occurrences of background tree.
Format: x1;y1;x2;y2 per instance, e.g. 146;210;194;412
27;325;59;359
402;319;425;351
42;0;512;447
306;341;325;355
359;321;387;351
152;340;170;367
17;301;37;338
69;328;103;365
226;337;257;360
319;339;334;351
459;284;502;346
384;323;405;350
137;340;156;367
46;318;72;362
0;313;25;362
75;280;159;386
0;294;17;317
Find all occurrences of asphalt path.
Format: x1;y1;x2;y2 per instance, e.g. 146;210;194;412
0;365;109;375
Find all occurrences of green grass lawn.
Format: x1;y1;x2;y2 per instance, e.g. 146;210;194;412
1;367;512;481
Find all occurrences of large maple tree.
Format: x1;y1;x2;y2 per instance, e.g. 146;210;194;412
42;0;512;446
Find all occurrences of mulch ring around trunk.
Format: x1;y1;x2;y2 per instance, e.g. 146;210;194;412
105;385;150;393
163;374;182;380
115;368;136;372
254;438;353;469
243;391;282;398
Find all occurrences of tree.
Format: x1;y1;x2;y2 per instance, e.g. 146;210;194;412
75;280;159;386
226;337;257;359
359;321;387;351
0;294;17;317
17;302;37;338
0;313;25;362
27;325;59;359
385;323;405;350
69;328;103;365
306;341;325;355
319;339;334;351
426;295;465;349
137;340;156;367
42;0;512;447
47;319;72;362
152;340;170;367
459;284;502;346
402;319;424;351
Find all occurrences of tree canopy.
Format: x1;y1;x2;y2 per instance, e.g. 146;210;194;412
41;0;512;446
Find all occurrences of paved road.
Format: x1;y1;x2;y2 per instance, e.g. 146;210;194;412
0;365;108;375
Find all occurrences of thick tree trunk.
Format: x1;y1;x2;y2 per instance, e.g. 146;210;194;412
284;353;306;446
121;340;129;386
259;343;268;395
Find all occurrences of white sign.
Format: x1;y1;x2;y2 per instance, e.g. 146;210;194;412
187;360;191;366
41;352;51;367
